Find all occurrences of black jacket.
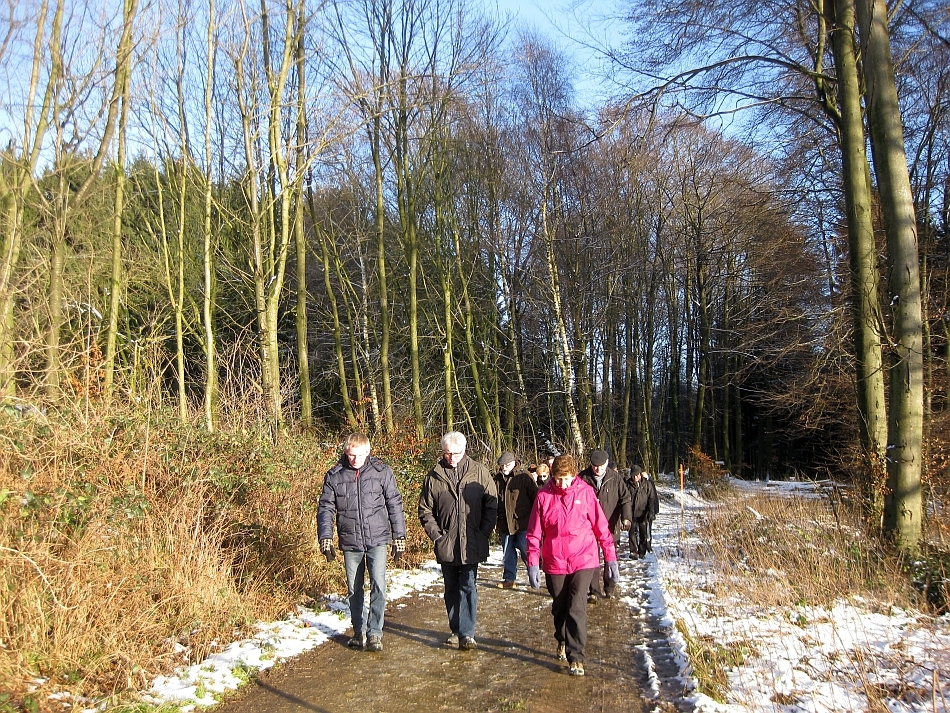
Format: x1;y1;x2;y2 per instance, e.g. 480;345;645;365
629;477;659;521
418;456;498;565
318;455;406;551
579;466;633;541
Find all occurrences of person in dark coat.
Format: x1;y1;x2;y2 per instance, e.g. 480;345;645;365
627;465;659;559
318;433;406;652
493;452;539;588
418;431;498;650
579;449;632;599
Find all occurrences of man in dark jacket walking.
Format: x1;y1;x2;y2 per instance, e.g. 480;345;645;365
418;431;498;650
493;452;538;588
579;449;632;599
627;465;659;559
318;433;406;652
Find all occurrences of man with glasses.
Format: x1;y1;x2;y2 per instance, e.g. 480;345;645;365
418;431;498;651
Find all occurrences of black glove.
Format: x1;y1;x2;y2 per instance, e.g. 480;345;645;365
391;537;406;563
319;538;336;562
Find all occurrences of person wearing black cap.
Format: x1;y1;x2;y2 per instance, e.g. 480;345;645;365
579;449;632;599
493;451;539;588
627;465;659;559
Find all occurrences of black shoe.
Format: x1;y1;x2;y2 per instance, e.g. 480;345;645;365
347;635;365;649
444;633;459;647
459;636;477;650
366;635;382;652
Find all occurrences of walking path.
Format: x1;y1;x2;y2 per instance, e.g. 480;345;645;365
218;526;694;713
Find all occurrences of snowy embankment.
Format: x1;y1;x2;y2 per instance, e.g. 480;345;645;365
650;477;950;713
72;476;948;713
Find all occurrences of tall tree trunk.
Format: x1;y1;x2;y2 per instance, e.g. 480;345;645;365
541;196;584;457
0;0;61;397
856;0;924;552
293;2;311;427
202;0;218;431
103;0;138;402
829;0;889;514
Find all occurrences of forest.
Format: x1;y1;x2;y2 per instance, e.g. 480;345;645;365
1;0;949;552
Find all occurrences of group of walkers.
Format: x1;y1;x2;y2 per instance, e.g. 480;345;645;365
317;430;659;677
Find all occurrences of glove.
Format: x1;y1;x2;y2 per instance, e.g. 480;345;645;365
621;519;632;532
527;565;541;589
391;537;406;563
319;538;336;562
606;560;620;583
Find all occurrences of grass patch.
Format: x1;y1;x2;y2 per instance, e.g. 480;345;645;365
0;401;434;706
696;486;913;610
675;619;753;702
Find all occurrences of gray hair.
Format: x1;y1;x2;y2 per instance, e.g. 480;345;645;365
441;431;467;451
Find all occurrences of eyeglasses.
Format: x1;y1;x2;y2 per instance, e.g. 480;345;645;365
444;450;464;457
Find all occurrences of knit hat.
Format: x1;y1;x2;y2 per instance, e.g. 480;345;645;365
551;454;577;479
589;449;609;467
497;452;516;466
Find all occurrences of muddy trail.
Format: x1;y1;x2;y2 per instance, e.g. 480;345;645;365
221;540;694;713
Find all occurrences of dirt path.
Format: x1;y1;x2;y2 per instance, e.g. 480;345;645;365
221;542;694;713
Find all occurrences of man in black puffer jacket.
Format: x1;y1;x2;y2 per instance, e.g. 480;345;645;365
318;433;406;653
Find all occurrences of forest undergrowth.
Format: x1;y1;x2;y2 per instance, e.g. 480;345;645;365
0;402;433;711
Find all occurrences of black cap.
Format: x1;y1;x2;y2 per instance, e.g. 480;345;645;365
589;449;609;467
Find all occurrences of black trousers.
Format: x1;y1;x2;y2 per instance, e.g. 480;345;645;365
632;518;649;556
546;567;597;664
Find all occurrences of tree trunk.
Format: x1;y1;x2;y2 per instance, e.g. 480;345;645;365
293;2;311;427
829;0;889;514
103;0;138;402
856;0;924;552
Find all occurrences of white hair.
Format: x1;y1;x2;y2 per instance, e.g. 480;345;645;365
441;431;467;451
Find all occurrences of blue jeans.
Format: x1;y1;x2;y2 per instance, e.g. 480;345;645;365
440;563;479;638
344;545;388;638
500;530;529;583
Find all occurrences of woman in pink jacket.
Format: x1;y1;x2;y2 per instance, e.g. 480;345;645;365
526;454;620;677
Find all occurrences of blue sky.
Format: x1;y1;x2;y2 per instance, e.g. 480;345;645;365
493;0;625;104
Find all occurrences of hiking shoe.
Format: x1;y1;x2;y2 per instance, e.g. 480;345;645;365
347;635;366;649
498;580;515;589
459;636;477;650
587;594;598;604
557;642;567;661
444;633;459;647
569;661;585;676
366;635;382;652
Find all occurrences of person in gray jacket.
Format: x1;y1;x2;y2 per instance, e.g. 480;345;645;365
418;431;498;650
319;433;406;652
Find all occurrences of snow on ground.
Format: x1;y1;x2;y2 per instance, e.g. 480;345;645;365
649;476;950;713
76;476;949;712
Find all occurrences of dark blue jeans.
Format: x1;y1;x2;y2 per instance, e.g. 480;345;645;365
440;563;479;638
344;545;388;639
500;530;529;583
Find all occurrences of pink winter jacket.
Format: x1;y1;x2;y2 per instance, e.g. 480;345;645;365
526;476;617;575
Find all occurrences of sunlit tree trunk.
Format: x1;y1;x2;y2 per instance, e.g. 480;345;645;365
828;0;888;513
293;1;312;427
856;0;924;552
103;0;139;402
